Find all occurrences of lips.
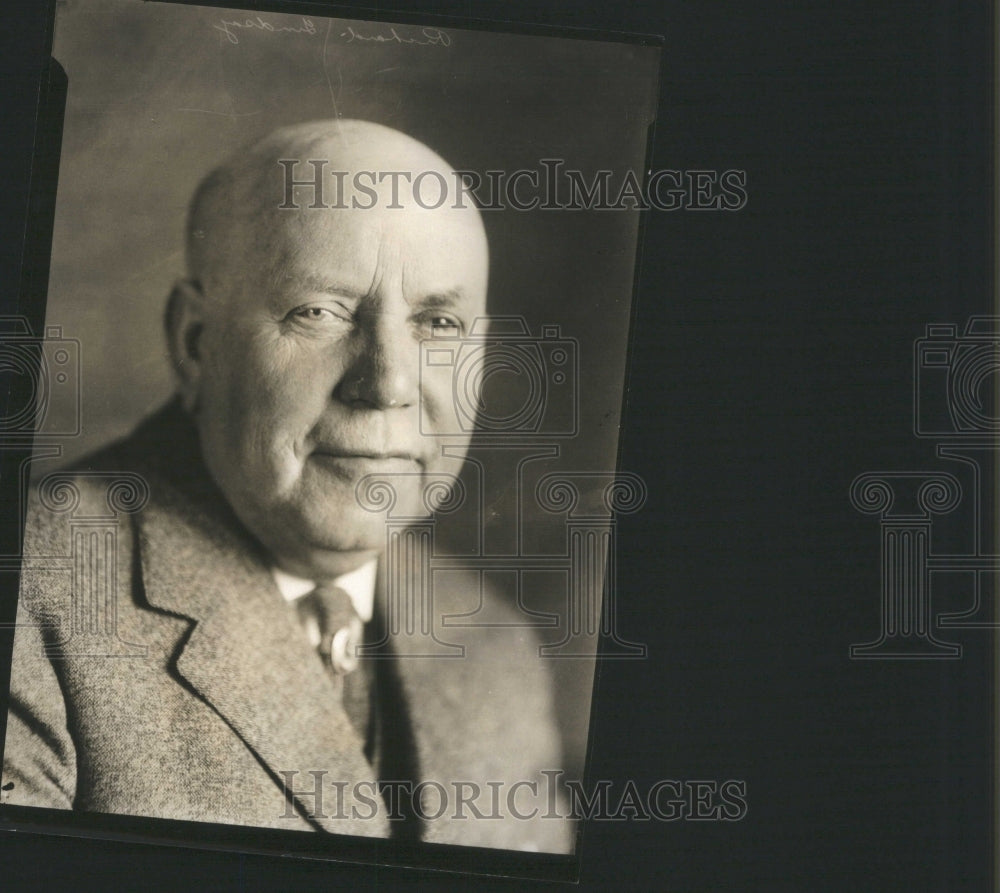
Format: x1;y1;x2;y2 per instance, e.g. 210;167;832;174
313;448;420;462
309;450;423;480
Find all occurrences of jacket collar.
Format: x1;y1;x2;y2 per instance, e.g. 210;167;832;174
128;403;389;838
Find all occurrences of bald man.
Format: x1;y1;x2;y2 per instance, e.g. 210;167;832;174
1;121;572;854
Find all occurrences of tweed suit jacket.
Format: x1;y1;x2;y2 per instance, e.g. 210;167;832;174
1;403;572;853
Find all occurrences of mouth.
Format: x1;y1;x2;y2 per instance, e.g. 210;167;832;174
314;447;419;461
310;450;423;478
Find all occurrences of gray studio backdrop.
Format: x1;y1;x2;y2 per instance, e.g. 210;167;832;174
36;0;659;781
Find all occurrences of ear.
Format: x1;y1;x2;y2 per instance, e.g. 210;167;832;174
165;279;208;414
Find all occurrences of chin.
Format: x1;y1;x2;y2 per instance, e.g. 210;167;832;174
298;502;404;553
246;479;434;572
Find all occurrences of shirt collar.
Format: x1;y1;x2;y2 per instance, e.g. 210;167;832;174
272;559;376;623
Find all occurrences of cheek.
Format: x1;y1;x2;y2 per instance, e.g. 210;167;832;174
246;329;303;388
235;332;331;413
420;372;473;472
420;365;460;427
205;333;329;456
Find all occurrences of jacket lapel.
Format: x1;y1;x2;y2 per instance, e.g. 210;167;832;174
133;450;389;838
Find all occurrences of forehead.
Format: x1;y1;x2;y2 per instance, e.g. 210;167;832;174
267;202;489;304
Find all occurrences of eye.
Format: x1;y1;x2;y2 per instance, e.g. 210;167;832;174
293;306;334;321
286;303;353;327
427;314;462;337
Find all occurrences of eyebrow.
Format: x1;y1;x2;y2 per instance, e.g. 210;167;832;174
298;276;468;309
410;289;467;310
297;275;369;300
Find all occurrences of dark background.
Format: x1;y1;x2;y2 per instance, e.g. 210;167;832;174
0;0;995;891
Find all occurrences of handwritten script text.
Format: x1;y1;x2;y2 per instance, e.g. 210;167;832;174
340;26;452;47
214;16;317;45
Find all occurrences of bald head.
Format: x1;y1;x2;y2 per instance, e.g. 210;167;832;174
186;119;486;303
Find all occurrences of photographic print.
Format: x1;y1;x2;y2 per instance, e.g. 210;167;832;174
0;0;659;877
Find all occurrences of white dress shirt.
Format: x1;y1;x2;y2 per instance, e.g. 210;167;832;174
272;560;377;649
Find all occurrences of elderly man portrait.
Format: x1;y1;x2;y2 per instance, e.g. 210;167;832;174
1;119;572;854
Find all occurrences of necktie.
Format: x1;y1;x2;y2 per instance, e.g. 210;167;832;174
297;586;421;839
297;585;372;746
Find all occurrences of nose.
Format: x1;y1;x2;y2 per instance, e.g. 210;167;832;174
335;311;419;410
